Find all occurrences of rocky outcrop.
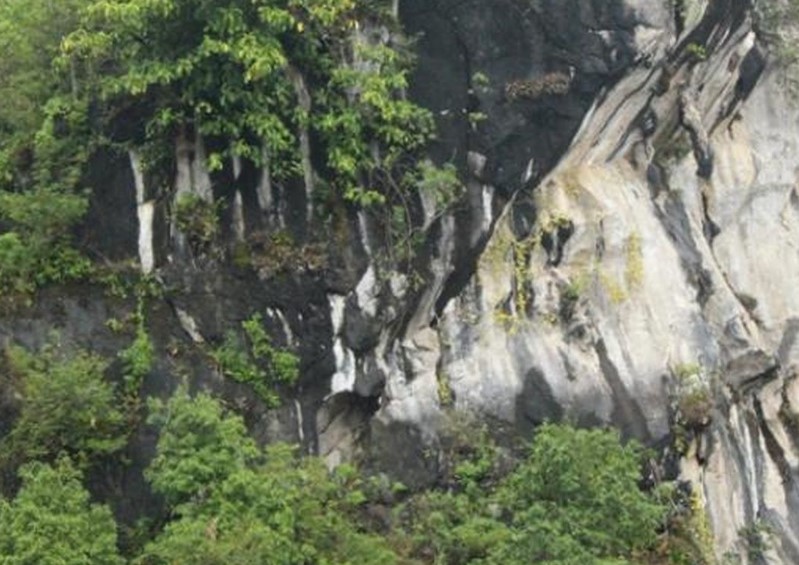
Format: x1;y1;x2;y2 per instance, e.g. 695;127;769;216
6;0;799;561
362;0;799;561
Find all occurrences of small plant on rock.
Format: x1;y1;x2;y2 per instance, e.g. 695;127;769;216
673;363;713;430
686;42;708;62
211;313;298;407
174;194;219;251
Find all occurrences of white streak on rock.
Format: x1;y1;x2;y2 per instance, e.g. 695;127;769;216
329;294;357;394
232;190;245;242
482;185;494;232
175;129;212;201
257;146;273;213
232;154;242;180
355;266;379;318
129;151;155;274
175;307;205;343
288;67;315;223
357;210;373;256
294;399;305;444
267;307;295;348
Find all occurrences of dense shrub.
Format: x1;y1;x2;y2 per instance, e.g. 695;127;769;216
0;344;126;470
0;458;122;565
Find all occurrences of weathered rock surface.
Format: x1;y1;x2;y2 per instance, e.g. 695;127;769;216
4;0;799;561
369;0;799;560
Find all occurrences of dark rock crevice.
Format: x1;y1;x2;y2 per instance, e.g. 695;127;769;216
595;338;651;441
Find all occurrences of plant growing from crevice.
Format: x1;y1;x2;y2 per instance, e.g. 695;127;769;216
0;343;126;472
505;72;572;101
686;42;708;62
117;293;154;421
624;232;645;290
174;194;220;253
244;230;327;278
739;518;774;562
559;277;584;322
671;363;714;440
211;313;298;407
436;370;454;408
654;482;718;564
384;160;464;265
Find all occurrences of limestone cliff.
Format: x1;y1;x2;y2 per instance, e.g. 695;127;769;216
3;0;799;561
380;0;799;560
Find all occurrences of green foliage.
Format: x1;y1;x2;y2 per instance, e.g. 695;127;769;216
321;41;434;204
119;324;154;390
0;187;91;297
397;422;668;565
436;371;454;407
0;0;90;181
0;457;123;565
1;344;126;468
145;387;260;508
685;42;708;62
0;233;36;295
415;160;463;210
400;489;511;564
211;313;298;407
118;295;154;415
472;71;491;88
142;390;397;565
61;0;432;206
242;312;299;382
440;412;503;494
0;0;93;296
0;0;437;294
650;482;727;564
0;369;688;565
174;194;220;250
739;518;774;562
385;160;463;264
495;424;663;558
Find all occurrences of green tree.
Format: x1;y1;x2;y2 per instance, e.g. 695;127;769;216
397;423;666;565
0;0;93;298
489;424;664;563
1;345;126;469
0;457;122;565
145;387;260;508
62;0;432;202
141;389;397;564
0;0;89;176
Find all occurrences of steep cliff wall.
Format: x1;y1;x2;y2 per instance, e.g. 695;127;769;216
333;0;799;560
3;0;799;561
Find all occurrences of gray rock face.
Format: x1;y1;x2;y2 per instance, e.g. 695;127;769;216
9;0;799;560
354;0;799;561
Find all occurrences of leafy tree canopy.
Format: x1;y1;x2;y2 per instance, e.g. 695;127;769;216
399;422;667;565
142;387;397;564
145;387;260;507
61;0;433;203
1;344;126;471
0;457;122;565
